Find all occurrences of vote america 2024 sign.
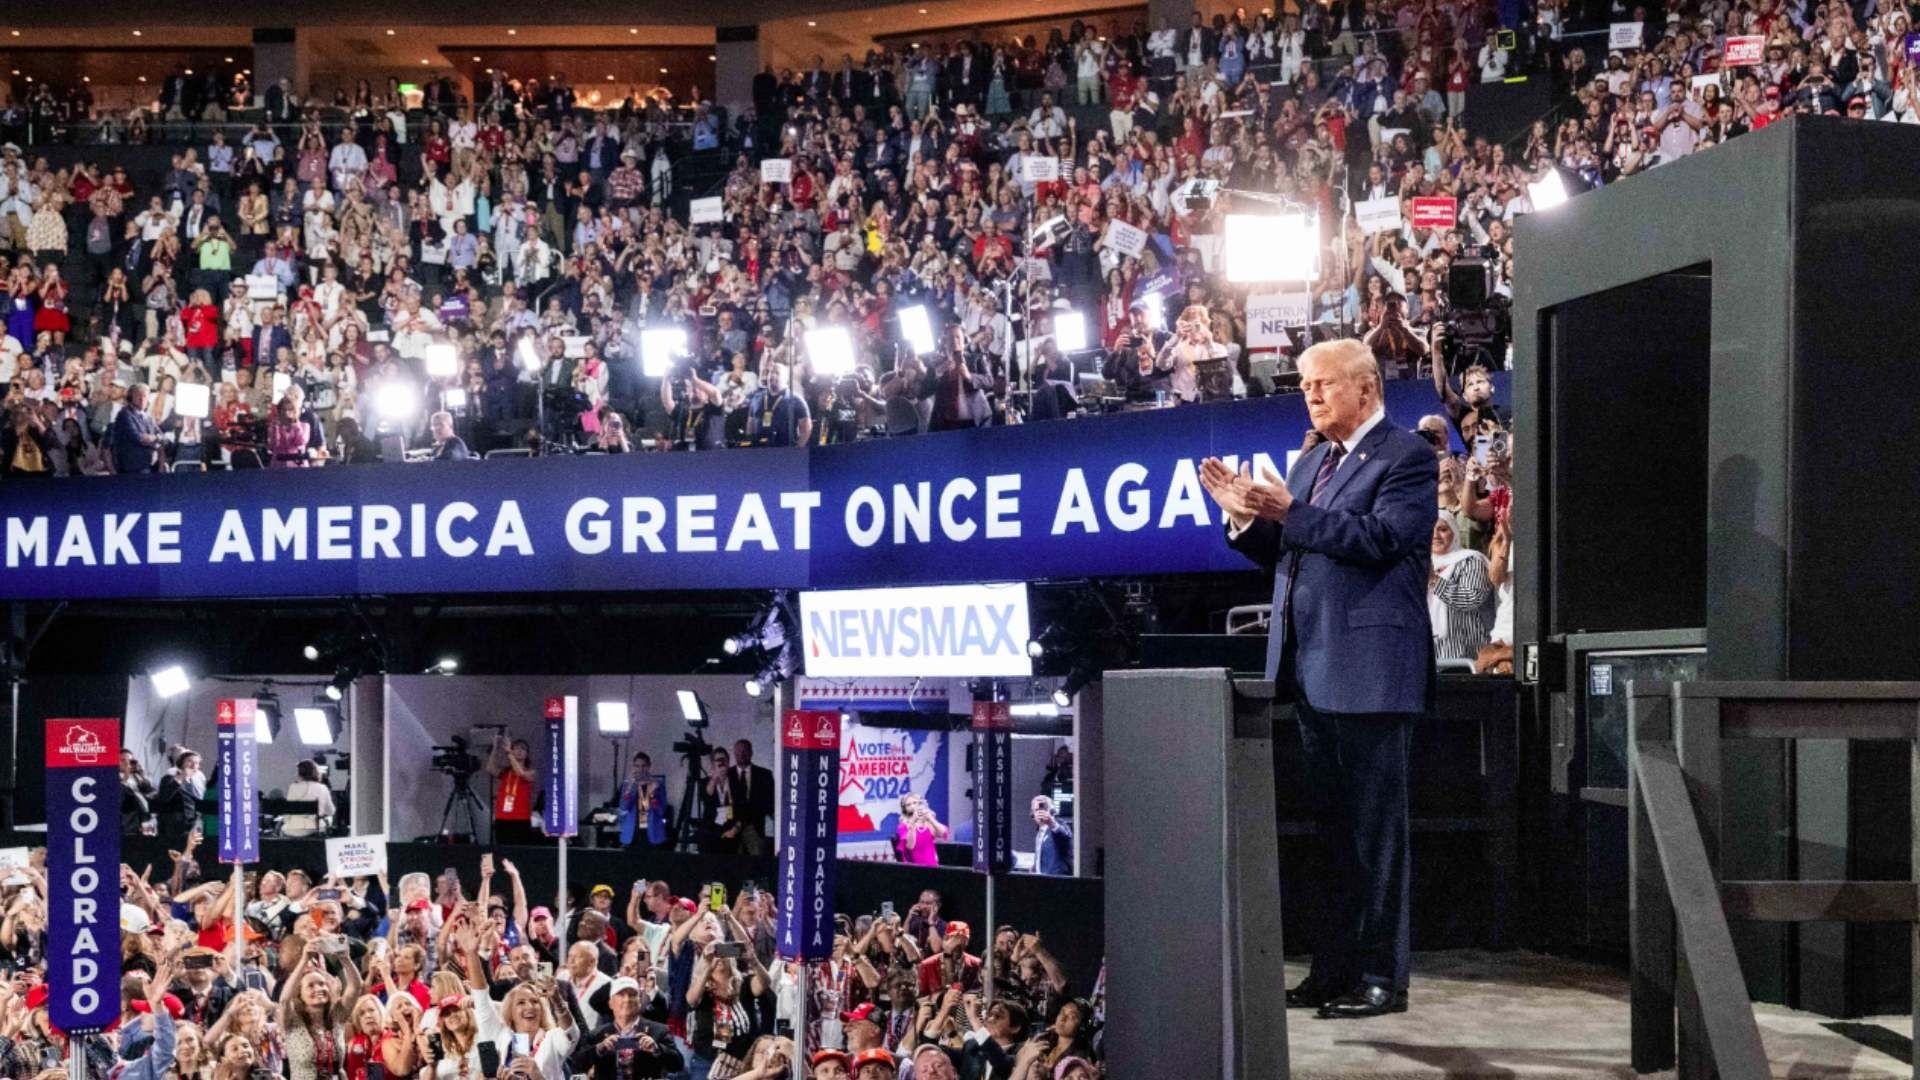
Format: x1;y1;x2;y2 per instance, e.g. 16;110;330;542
777;710;841;961
45;717;122;1034
835;723;949;861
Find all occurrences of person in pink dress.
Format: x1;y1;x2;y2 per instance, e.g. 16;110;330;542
893;793;949;866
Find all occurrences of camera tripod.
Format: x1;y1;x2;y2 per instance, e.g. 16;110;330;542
437;770;489;842
670;744;710;852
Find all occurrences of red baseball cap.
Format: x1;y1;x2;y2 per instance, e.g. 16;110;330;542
811;1050;852;1068
851;1048;896;1071
842;1002;877;1025
406;899;433;913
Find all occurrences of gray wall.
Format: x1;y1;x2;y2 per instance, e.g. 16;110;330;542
124;673;348;801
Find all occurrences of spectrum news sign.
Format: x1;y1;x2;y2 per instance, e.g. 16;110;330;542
0;379;1503;601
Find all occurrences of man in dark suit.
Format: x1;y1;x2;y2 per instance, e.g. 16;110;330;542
566;978;683;1080
726;739;777;855
1202;339;1436;1019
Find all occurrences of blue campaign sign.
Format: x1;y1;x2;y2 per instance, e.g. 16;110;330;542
542;696;579;838
217;698;261;863
45;717;122;1035
777;709;841;962
970;702;1015;875
0;376;1506;601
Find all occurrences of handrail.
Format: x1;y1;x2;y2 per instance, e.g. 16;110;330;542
1628;680;1920;1079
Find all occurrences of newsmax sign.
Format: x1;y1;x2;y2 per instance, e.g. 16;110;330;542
800;583;1032;678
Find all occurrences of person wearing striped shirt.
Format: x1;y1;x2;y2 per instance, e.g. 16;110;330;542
1428;518;1495;662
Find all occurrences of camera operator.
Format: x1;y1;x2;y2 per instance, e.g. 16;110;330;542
1101;300;1171;405
923;324;991;433
1429;334;1510;438
488;735;540;845
744;361;811;447
658;363;727;451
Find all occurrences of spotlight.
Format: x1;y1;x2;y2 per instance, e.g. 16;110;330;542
424;657;458;675
373;381;420;423
640;327;688;378
677;690;709;723
1026;639;1045;659
722;634;749;656
1053;668;1094;708
1223;213;1318;283
897;305;936;356
294;706;340;747
744;676;765;698
443;387;468;410
302;644;322;661
803;325;857;376
595;701;632;735
176;383;210;419
1009;702;1060;718
150;665;190;699
424;343;460;378
325;665;353;702
1528;168;1569;211
1052;311;1088;352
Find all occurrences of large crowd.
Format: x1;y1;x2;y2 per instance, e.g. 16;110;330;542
39;0;1888;657
0;841;1098;1080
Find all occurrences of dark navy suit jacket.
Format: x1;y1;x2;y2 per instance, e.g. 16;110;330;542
1227;417;1437;715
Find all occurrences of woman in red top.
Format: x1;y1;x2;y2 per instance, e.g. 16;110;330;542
33;264;69;344
344;996;385;1080
488;736;538;844
183;288;221;366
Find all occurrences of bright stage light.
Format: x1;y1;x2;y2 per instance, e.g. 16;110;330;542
176;383;210;419
1528;169;1569;211
424;342;460;378
595;701;632;735
804;325;857;376
677;690;708;723
1053;311;1089;352
640;327;688;377
1223;213;1319;283
294;706;338;747
517;336;543;372
1140;292;1165;330
150;665;190;699
443;388;469;410
744;676;765;698
374;381;420;423
897;305;936;356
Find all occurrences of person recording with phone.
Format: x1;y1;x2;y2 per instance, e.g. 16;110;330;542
659;365;727;451
488;736;539;845
566;976;682;1080
1101;299;1172;404
892;794;949;866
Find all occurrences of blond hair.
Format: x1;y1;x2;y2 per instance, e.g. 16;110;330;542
1297;339;1382;396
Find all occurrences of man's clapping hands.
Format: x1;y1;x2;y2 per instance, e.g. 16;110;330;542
1199;457;1294;524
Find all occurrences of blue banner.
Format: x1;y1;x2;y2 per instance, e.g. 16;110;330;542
0;377;1506;601
217;698;260;863
970;702;1014;875
777;709;841;962
45;717;121;1035
542;696;578;838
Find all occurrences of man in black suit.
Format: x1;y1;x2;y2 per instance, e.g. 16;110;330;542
566;978;683;1080
1202;339;1437;1020
726;739;777;855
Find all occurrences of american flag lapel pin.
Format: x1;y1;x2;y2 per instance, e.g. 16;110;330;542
1359;452;1369;462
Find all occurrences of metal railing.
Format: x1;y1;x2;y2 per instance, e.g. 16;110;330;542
1627;680;1920;1078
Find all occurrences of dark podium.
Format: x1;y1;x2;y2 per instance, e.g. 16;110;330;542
1513;116;1920;1017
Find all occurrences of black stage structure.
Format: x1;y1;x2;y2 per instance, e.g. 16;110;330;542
1514;115;1920;1018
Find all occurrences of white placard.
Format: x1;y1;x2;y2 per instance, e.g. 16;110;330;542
1609;21;1644;49
324;834;388;879
1190;234;1224;273
1690;74;1719;91
800;583;1033;678
562;335;590;359
246;274;280;300
1379;127;1410;145
759;158;792;184
1246;291;1312;348
1023;257;1053;282
1100;219;1149;258
689;196;724;225
0;847;28;871
1023;156;1061;184
1355;196;1403;235
366;329;390;343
